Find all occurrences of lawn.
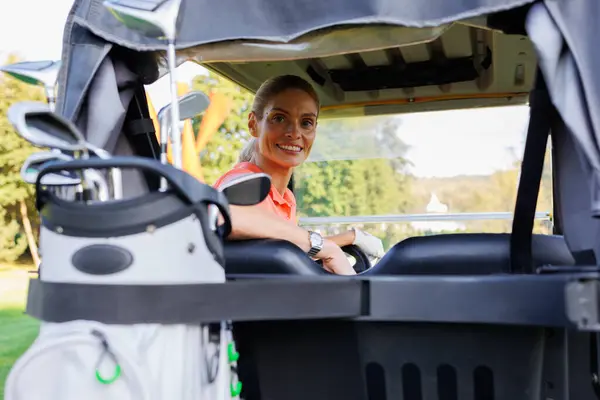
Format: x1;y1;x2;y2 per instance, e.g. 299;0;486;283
0;265;39;400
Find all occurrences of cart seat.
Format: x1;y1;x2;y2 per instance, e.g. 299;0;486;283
224;239;328;275
365;233;575;275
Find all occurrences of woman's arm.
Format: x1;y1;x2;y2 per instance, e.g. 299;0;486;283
223;205;356;275
227;205;312;251
326;230;356;248
328;228;385;258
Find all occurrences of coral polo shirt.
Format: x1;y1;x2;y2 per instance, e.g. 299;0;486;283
213;162;297;223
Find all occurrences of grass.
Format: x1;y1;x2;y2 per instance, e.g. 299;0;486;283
0;265;39;400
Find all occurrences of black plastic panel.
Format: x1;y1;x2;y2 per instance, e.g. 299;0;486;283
235;320;548;400
26;277;362;324
224;239;328;275
28;272;597;327
328;52;487;92
365;233;575;276
364;274;579;327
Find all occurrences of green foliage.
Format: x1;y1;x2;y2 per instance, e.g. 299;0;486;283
295;116;413;217
191;73;254;184
0;54;44;262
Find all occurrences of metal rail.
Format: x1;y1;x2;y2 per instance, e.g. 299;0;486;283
298;211;551;226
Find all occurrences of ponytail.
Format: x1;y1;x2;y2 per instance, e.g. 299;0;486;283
238;138;257;163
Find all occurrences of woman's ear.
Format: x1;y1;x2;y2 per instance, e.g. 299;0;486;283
248;112;259;138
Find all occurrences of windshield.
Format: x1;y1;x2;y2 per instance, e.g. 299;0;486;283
294;105;553;250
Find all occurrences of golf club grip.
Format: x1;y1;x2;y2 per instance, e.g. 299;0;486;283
35;156;232;230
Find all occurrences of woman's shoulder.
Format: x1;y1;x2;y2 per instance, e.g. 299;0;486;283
213;162;263;189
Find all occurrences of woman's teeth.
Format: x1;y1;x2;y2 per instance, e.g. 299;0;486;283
277;144;302;153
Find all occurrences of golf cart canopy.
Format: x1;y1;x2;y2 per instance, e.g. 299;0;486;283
61;0;545;119
57;0;600;259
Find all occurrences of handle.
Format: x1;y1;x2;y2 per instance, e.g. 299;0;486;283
35;156;232;236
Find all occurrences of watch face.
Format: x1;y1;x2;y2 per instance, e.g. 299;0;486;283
309;231;323;251
307;231;323;257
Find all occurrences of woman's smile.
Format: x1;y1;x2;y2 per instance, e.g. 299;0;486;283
276;143;303;154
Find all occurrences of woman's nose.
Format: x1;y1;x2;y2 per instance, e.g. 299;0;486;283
285;122;302;138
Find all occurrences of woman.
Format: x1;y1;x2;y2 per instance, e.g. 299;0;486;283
214;75;384;275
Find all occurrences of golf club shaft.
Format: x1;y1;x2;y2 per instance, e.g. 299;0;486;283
167;42;183;169
75;150;93;200
44;86;56;112
110;168;123;199
87;144;123;200
160;117;169;190
84;170;110;201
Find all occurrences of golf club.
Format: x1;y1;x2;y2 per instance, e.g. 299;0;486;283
80;169;111;201
0;60;61;110
21;152;111;202
21;152;81;186
86;144;123;199
209;172;272;232
157;90;210;190
8;101;123;200
103;0;185;169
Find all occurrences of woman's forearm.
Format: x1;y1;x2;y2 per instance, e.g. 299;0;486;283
326;230;356;248
226;205;312;252
222;205;355;275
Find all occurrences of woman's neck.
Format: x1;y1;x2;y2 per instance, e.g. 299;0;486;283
251;154;292;195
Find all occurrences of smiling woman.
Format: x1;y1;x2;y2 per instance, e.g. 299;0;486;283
213;75;384;275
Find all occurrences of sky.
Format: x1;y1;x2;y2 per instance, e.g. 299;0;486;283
0;0;530;178
397;106;529;177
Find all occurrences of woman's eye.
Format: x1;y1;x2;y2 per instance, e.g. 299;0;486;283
272;115;285;123
302;120;315;128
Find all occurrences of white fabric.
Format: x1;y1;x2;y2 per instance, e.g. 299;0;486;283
4;320;232;400
352;228;385;258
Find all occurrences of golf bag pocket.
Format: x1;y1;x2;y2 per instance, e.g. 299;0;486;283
5;321;230;400
4;322;150;400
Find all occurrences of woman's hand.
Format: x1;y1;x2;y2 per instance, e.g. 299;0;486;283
325;229;385;258
352;228;385;258
317;239;356;275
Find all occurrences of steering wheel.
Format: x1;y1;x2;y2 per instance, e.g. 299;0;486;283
315;245;372;273
341;245;372;273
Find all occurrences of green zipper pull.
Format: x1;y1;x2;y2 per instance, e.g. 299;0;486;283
92;330;122;385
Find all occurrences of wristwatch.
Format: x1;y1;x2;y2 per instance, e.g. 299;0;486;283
307;231;324;257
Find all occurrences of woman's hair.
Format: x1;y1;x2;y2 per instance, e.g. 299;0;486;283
251;75;320;119
238;75;320;163
238;138;257;162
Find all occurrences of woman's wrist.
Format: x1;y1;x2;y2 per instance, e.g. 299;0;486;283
348;228;357;244
318;238;343;259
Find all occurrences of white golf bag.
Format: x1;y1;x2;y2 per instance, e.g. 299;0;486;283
3;156;255;400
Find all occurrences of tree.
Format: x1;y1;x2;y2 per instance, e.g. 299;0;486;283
191;73;254;184
407;144;554;235
0;54;45;262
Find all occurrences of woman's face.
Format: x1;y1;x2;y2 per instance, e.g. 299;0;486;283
249;88;318;169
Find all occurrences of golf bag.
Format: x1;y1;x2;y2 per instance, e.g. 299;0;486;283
4;156;239;400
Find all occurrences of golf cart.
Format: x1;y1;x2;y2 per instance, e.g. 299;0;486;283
5;0;600;399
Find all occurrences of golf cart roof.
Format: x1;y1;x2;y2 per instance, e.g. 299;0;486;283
57;0;591;119
201;20;535;118
64;0;539;118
